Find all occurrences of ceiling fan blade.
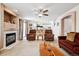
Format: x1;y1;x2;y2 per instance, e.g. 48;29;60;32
43;13;48;16
43;9;48;13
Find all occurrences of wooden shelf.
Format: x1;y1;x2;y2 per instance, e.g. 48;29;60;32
4;11;16;24
4;9;17;31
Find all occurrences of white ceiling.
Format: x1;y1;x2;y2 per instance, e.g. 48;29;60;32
4;3;79;22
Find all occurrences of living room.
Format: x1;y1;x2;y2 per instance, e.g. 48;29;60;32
0;2;79;56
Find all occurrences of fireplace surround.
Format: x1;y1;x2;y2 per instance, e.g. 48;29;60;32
4;31;17;49
6;33;16;47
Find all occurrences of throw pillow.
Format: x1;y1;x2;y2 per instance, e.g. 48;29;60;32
67;32;76;42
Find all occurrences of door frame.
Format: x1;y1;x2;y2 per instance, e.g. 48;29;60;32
61;11;76;35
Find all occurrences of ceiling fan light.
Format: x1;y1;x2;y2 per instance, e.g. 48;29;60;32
38;14;42;17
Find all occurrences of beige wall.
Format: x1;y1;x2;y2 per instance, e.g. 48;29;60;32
61;12;76;35
54;5;79;37
75;5;79;32
0;4;4;49
19;19;23;40
53;18;61;38
25;21;28;34
0;4;19;50
16;17;19;41
0;4;2;49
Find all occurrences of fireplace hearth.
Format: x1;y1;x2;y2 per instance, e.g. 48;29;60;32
6;33;16;47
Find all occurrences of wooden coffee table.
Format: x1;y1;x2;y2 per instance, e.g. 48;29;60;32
39;42;64;56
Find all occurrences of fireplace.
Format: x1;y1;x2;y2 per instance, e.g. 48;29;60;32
6;33;16;47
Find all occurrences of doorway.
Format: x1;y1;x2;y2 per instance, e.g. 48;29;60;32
61;12;76;36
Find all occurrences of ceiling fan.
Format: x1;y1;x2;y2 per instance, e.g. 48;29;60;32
33;8;48;17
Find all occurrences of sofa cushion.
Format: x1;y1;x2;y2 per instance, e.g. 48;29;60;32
67;32;76;42
74;33;79;44
29;33;35;37
59;40;74;50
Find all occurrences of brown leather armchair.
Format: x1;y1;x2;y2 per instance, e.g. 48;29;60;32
27;30;36;41
58;32;79;55
44;30;54;41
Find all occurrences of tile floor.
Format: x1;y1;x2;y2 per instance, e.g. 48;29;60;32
0;39;70;56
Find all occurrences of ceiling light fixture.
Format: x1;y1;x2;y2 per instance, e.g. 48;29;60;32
33;7;48;17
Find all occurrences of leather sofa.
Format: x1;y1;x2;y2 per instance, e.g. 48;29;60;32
58;32;79;55
44;30;54;41
27;30;36;41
